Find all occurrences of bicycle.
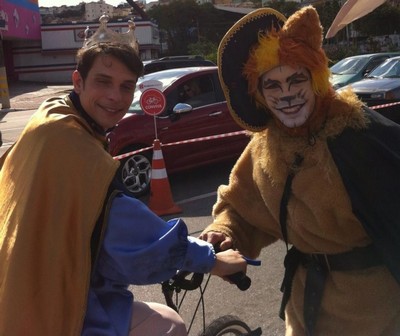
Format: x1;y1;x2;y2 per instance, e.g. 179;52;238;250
161;267;263;336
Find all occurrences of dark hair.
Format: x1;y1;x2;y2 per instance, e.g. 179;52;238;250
76;42;144;80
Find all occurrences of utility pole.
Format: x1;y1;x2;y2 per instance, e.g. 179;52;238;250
125;0;149;20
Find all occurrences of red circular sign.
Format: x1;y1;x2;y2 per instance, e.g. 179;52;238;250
140;88;166;116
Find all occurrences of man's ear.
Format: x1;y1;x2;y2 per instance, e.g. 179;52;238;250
72;70;83;93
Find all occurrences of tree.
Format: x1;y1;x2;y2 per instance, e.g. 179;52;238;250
147;0;234;56
314;0;341;36
263;0;299;17
188;40;218;63
352;3;400;36
147;0;199;55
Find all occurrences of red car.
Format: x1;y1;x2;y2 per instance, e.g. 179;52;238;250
107;66;249;196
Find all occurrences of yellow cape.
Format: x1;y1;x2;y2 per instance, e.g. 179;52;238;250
0;96;119;335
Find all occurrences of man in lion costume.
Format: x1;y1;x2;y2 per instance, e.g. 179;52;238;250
201;6;400;336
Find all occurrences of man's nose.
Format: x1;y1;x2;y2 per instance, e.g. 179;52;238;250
107;86;122;101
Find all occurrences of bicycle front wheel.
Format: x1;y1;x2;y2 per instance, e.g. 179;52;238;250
201;315;253;336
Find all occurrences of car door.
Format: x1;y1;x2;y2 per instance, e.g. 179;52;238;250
156;71;247;172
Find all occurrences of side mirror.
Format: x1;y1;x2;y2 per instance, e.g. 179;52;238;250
173;103;193;114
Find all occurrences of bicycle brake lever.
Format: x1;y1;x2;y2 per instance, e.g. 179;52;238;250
243;256;262;266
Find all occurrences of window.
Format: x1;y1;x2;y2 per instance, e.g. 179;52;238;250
178;74;216;108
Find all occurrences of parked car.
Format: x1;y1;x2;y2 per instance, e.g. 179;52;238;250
330;52;400;90
143;55;215;75
337;55;400;123
107;66;249;196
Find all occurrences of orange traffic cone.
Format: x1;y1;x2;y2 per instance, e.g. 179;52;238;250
148;139;182;216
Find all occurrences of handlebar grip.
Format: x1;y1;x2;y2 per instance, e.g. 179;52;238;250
213;244;252;290
226;271;251;291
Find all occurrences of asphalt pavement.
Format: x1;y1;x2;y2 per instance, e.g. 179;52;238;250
0;81;73;156
3;81;73;111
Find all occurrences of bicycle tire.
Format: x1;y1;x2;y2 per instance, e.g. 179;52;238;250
201;315;252;336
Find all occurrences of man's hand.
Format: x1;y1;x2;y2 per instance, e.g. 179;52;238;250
210;249;247;278
199;231;233;250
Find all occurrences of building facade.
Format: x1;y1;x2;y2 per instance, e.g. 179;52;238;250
11;19;160;83
1;0;160;85
0;0;41;106
84;0;114;21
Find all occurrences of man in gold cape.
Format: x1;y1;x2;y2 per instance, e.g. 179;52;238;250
0;96;118;334
0;17;247;335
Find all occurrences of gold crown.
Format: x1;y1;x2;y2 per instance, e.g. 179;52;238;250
83;14;139;54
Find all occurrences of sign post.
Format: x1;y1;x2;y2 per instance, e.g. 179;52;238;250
139;88;166;139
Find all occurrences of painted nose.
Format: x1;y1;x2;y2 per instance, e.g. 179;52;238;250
280;95;296;106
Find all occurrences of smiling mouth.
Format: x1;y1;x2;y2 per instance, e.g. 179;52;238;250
100;105;121;114
277;103;304;115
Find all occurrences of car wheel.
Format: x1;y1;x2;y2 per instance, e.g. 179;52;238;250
117;147;152;197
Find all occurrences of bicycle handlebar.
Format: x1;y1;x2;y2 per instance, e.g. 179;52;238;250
162;267;250;300
226;271;251;291
213;245;256;291
162;246;261;296
168;270;204;291
164;262;253;292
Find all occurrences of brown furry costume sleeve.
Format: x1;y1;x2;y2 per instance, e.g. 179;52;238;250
210;139;280;258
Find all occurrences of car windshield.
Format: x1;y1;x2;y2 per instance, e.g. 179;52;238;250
128;68;201;115
367;58;400;78
330;56;369;75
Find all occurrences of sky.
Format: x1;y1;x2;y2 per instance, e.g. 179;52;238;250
38;0;130;8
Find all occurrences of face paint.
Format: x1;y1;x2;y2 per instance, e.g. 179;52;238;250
260;65;315;128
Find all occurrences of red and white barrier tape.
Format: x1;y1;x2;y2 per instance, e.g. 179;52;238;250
113;130;247;161
371;101;400;110
113;101;400;161
113;146;153;160
163;130;246;147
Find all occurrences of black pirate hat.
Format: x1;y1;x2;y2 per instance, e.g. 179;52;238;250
218;8;286;132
